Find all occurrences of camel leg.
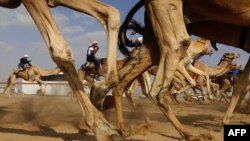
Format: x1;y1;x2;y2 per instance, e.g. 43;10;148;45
112;46;152;129
145;0;207;139
140;71;152;97
47;0;120;85
125;79;139;108
152;88;193;139
210;82;220;100
22;1;121;140
125;71;152;105
223;59;250;124
3;74;17;97
34;78;46;95
146;0;190;99
219;84;231;103
186;64;214;100
177;64;196;88
78;68;85;83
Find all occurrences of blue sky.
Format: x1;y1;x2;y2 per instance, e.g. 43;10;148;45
0;1;249;82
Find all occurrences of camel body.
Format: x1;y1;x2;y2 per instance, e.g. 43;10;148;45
193;53;240;102
182;0;250;125
3;66;61;95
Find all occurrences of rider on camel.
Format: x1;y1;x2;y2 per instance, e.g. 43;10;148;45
18;54;32;71
86;41;100;75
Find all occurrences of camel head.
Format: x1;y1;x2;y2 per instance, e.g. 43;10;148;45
223;52;240;60
196;37;211;47
189;37;212;56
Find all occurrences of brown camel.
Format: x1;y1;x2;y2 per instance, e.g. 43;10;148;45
78;48;151;109
169;38;214;101
193;52;241;102
92;1;249;140
182;0;250;125
91;1;202;140
2;1;192;139
2;66;61;95
78;47;140;88
0;0;125;140
212;64;242;103
78;58;127;88
124;38;214;105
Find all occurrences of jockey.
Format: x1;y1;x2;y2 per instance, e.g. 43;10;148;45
127;31;143;47
229;64;242;81
135;36;143;45
18;54;32;71
86;41;100;74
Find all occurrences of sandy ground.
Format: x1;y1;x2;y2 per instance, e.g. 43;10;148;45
0;94;249;141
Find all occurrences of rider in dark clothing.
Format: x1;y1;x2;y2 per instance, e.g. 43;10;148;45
86;41;100;74
18;54;32;71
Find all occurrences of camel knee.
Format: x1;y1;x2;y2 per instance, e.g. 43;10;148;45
47;0;57;7
50;46;74;66
107;7;120;31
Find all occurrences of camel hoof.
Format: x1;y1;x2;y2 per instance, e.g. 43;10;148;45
111;132;123;141
207;95;215;101
90;81;109;109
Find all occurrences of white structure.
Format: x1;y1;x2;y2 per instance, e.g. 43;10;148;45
0;73;90;95
20;80;72;95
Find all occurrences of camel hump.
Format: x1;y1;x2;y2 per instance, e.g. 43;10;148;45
36;66;61;76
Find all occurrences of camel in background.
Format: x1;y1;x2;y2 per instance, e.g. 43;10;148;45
2;1;192;140
79;47;151;109
90;1;205;140
2;66;61;95
193;52;240;102
93;1;249;140
0;0;123;140
212;63;242;103
182;0;250;125
78;47;140;88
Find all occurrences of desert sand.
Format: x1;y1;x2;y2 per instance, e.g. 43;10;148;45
0;94;249;141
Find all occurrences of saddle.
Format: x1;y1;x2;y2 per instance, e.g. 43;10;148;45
84;61;95;69
81;59;104;78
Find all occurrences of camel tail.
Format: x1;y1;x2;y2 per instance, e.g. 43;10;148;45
39;67;61;76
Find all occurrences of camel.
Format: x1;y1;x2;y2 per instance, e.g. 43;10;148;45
90;1;212;140
181;0;250;125
78;47;152;109
169;38;214;101
125;38;215;105
212;64;243;103
192;52;241;102
2;1;193;140
88;0;249;140
78;58;127;88
2;66;61;95
91;15;209;139
0;0;125;140
78;47;140;88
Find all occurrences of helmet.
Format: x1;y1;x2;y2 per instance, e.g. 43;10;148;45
92;41;98;44
137;37;143;43
24;54;28;58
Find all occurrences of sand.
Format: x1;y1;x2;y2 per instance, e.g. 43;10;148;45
0;94;249;141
